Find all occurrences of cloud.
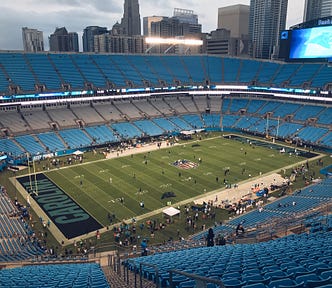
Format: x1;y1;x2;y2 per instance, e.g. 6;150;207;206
0;0;304;51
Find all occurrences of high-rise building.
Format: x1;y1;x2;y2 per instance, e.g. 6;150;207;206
218;4;250;38
149;9;202;38
49;27;79;52
304;0;332;22
83;26;108;52
94;33;145;54
22;27;44;52
151;18;181;38
68;32;79;52
143;16;167;36
121;0;141;36
303;0;322;22
249;0;288;59
173;8;198;25
173;8;202;35
321;0;332;17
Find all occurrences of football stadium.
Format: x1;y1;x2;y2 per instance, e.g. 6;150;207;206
1;22;332;288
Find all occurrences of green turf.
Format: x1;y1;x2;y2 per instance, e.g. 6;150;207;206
44;135;308;226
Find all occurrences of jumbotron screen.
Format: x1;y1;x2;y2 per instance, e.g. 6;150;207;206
289;25;332;59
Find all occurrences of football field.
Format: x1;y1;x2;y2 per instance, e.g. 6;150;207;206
37;135;311;231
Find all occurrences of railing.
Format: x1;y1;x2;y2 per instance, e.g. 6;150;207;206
169;269;224;288
124;259;159;288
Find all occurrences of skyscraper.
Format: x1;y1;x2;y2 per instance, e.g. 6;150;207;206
143;16;167;36
321;0;332;17
49;27;79;52
22;27;44;52
304;0;332;22
83;26;108;52
218;4;249;38
121;0;141;36
173;8;198;25
173;8;202;35
303;0;322;22
249;0;288;59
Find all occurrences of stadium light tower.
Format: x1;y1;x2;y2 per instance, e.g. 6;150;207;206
145;37;203;54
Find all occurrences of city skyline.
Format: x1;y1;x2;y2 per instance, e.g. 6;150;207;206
0;0;305;51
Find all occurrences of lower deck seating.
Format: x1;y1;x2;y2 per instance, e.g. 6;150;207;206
0;263;109;288
193;177;332;241
0;187;46;262
127;231;332;288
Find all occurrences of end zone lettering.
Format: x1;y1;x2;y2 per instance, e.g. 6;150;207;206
17;173;102;239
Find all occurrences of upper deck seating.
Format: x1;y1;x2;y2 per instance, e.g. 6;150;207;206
143;56;174;85
289;64;321;87
206;56;222;83
70;54;107;88
126;55;160;86
223;58;241;83
48;54;85;89
160;56;190;85
255;62;280;85
25;53;62;90
181;56;207;83
110;55;143;87
238;59;261;83
0;53;36;92
91;54;126;87
272;63;300;86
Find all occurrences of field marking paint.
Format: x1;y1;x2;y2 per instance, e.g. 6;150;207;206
159;183;172;189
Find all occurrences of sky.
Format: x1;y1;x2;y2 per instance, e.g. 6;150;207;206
0;0;305;51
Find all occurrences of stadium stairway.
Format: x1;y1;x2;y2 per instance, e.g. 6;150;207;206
103;266;156;288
